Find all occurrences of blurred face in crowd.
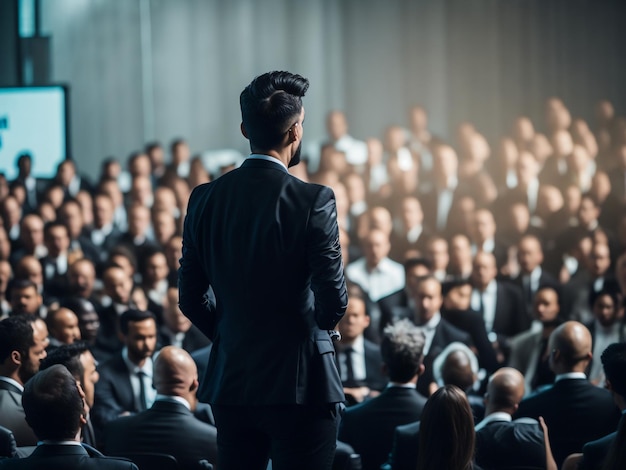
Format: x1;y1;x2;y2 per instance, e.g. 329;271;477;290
15;256;43;289
401;197;424;230
471;252;497;290
578;196;599;229
57;160;76;187
517;236;543;274
10;284;42;315
0;227;10;260
68;259;96;298
129;153;151;178
45;224;70;258
20;215;44;252
592;293;618;328
362;229;391;269
153;211;177;246
533;288;560;324
449;234;472;271
1;195;21;229
589;243;611;278
49;308;81;344
338;297;370;343
344;173;366;205
93;194;115;228
427;238;449;272
326;111;348;141
369;207;393;237
59;201;85;239
103;266;133;305
443;283;472;311
412;277;443;324
165;236;183;272
144;252;169;286
76;191;94;227
76;302;100;344
0;261;11;297
128;205;151;238
473;209;496;243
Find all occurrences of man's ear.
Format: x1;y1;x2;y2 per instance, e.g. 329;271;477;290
10;350;21;367
240;122;249;140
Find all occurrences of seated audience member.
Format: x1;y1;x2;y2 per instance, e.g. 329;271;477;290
335;290;387;405
512;234;560;318
470;251;528;363
66;258;102;312
569;342;626;470
62;297;101;349
57;198;100;265
138;248;169;319
389;196;430;262
0;364;137;469
425;236;450;283
378;257;432;332
440;278;499;375
7;278;44;318
39;342;100;448
404;275;471;396
586;289;625;385
562;241;614;323
0;315;48;446
338;319;427;470
447;234;473;280
159;287;210;354
88;191;123;265
94;265;136;361
103;346;218;470
416;385;476;470
515;321;620;466
46;307;82;350
40;221;72;300
92;310;159;441
432;342;484;421
508;286;563;395
470;208;508;271
474;367;547;469
345;228;405;304
8;214;46;266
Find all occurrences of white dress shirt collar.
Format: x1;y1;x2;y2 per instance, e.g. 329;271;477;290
247;154;287;171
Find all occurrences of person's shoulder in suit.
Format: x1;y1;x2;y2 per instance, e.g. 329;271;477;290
580;430;617;470
383;420;420;470
475;419;545;467
437;317;472;345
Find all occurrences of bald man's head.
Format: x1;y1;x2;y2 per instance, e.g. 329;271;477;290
486;367;525;413
549;321;592;373
153;346;199;404
442;350;475;391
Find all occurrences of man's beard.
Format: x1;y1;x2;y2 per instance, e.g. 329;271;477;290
288;142;302;168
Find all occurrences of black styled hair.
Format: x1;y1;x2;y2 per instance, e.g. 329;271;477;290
240;71;309;152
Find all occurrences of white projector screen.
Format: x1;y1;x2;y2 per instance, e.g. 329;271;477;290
0;85;69;180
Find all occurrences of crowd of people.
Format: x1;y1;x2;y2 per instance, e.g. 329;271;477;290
1;93;626;469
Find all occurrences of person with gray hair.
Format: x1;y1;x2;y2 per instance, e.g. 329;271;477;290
338;319;427;470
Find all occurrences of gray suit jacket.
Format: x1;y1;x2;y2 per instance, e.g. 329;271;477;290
0;380;37;447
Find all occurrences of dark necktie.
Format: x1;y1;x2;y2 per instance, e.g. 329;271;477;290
137;371;148;411
344;347;356;384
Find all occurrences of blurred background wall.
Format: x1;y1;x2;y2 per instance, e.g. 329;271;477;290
2;0;625;178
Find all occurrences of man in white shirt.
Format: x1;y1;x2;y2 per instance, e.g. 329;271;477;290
346;229;405;303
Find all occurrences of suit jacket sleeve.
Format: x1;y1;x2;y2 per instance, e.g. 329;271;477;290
178;185;217;340
306;186;348;330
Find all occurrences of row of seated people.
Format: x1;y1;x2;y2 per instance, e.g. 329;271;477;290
1;306;624;470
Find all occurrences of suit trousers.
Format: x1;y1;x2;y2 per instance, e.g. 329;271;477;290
212;403;342;470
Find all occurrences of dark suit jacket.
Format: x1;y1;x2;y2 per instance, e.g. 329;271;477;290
384;420;420;470
91;354;138;440
378;289;409;334
579;414;624;470
103;400;218;470
0;443;137;469
475;418;546;470
334;337;387;393
515;378;621;467
0;380;37;447
338;386;427;470
179;157;348;406
441;307;499;374
158;324;211;354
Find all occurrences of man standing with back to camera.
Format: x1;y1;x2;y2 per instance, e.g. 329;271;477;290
178;71;348;470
